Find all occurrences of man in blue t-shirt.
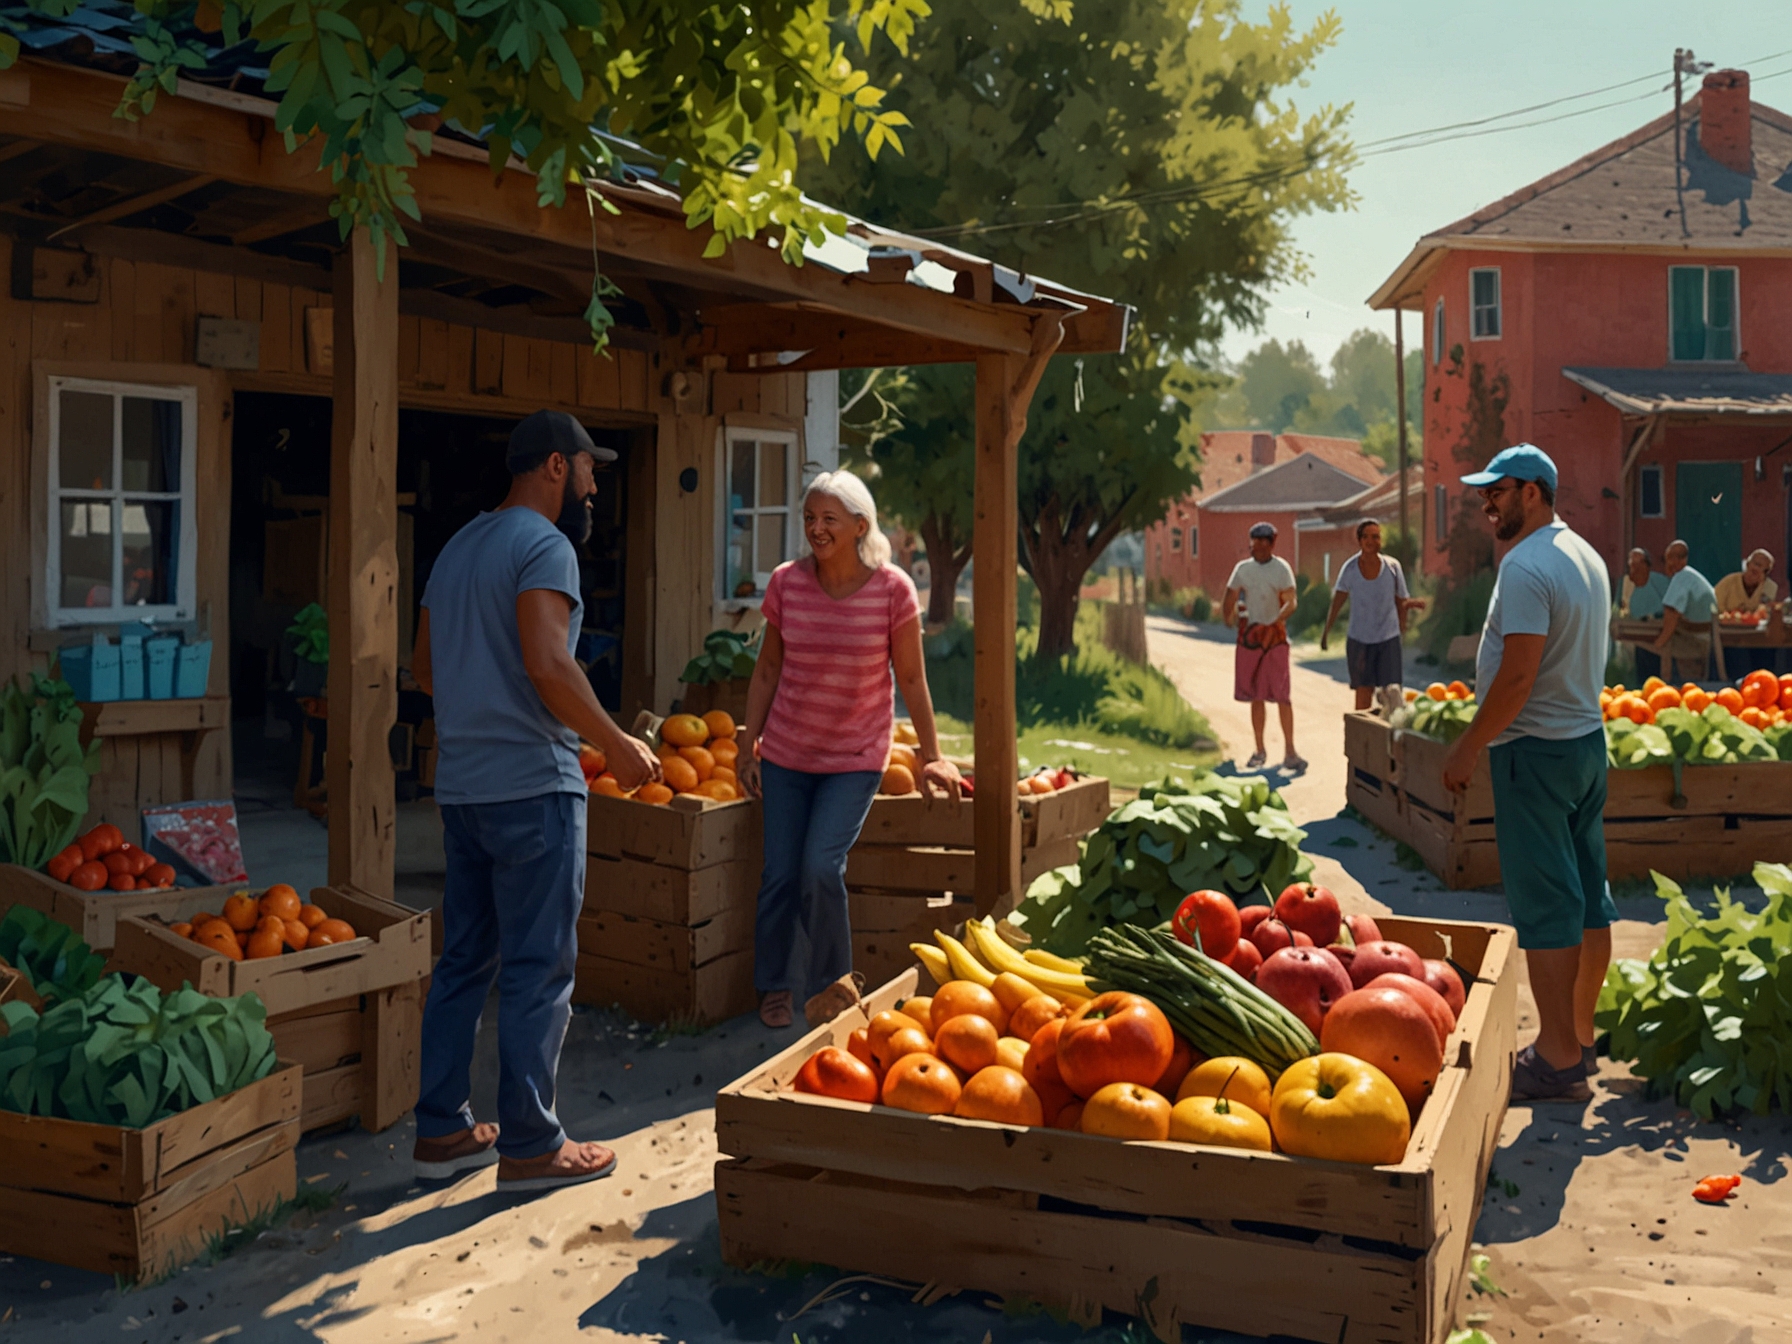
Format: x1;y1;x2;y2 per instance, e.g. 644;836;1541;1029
410;410;659;1191
1653;540;1718;683
1441;444;1615;1104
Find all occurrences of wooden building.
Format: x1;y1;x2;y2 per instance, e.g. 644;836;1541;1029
0;42;1128;912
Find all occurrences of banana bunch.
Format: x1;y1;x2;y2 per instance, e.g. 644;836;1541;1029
910;918;1091;1002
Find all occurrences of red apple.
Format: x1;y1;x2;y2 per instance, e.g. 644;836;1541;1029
1421;959;1467;1017
1343;913;1384;948
1238;905;1273;939
1362;972;1456;1050
1256;946;1355;1037
1326;943;1357;976
1223;938;1262;982
1273;882;1341;948
1321;987;1443;1114
1347;940;1425;990
1250;918;1314;958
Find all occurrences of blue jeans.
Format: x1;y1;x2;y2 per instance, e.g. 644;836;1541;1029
416;791;585;1159
754;760;881;1000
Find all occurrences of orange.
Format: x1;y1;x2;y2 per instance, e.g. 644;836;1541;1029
1684;688;1714;713
260;884;302;921
1716;686;1746;714
1026;775;1055;795
1618;695;1652;724
1079;1081;1172;1140
995;1036;1031;1073
1424;683;1448;701
1445;680;1470;700
873;1025;934;1071
678;745;716;781
709;738;740;767
1176;1057;1275;1118
1641;676;1666;696
190;911;217;930
934;1013;1000;1074
194;920;243;961
661;756;700;793
880;1053;962;1114
1683;683;1700;695
710;766;738;787
1646;686;1681;714
887;743;919;775
897;995;934;1034
592;775;628;797
880;763;915;795
700;710;735;741
1782;683;1792;713
1007;993;1065;1043
1740;707;1767;730
931;981;1009;1035
298;903;328;929
282;918;309;951
246;925;285;959
636;782;675;805
169;921;194;940
1052;1100;1085;1131
695;779;737;801
222;893;261;932
867;1009;918;1055
846;1028;879;1074
1742;670;1780;708
309;917;358;946
661;714;708;748
954;1066;1045;1126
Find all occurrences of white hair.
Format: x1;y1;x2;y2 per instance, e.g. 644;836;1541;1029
803;469;892;567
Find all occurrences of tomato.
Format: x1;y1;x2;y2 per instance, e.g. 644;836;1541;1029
46;844;83;883
107;870;136;891
1057;992;1174;1099
953;1065;1044;1126
103;850;137;876
1269;1053;1411;1165
1171;890;1241;959
1151;1033;1198;1098
793;1046;880;1103
1079;1082;1171;1140
79;823;124;862
68;860;109;891
143;863;177;889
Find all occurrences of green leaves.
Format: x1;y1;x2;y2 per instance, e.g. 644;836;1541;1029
0;673;100;870
1595;862;1792;1119
0;907;106;1005
285;603;330;664
1015;770;1312;954
680;627;760;687
0;974;276;1128
1397;695;1478;743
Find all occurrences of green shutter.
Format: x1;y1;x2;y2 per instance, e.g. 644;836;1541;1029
1670;266;1707;361
1707;268;1737;360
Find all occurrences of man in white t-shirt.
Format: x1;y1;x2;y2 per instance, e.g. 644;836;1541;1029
1222;522;1304;772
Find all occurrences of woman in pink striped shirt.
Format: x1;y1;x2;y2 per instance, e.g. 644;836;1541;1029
737;470;961;1028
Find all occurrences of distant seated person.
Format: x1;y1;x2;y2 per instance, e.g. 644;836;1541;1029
1714;549;1778;676
1620;547;1668;681
1652;540;1717;684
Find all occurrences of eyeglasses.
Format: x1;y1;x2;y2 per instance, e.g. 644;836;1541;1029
1477;481;1522;503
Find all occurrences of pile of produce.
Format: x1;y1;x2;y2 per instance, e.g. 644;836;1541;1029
1396;689;1478;743
1601;672;1791;730
878;720;927;796
0;673;101;871
43;822;178;892
586;710;743;805
1597;862;1792;1118
1716;607;1773;627
0;974;277;1126
1013;773;1312;955
156;885;357;962
0;906;106;1004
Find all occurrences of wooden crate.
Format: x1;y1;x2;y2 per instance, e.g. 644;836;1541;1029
0;863;242;954
111;887;430;1133
586;790;758;869
849;889;975;989
715;914;1517;1344
1343;712;1792;889
0;1061;301;1279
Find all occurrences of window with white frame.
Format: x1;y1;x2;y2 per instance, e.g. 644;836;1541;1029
46;377;198;625
1432;298;1445;364
1669;265;1738;362
1470;268;1501;339
717;427;801;602
1169;527;1182;553
1639;464;1664;518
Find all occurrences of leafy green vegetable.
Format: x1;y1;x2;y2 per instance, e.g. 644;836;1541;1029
1767;721;1792;761
1596;862;1792;1118
1604;718;1674;770
1395;695;1478;743
1648;704;1776;765
0;976;277;1128
0;673;101;870
0;907;106;1005
680;628;760;687
1014;772;1313;954
285;603;329;664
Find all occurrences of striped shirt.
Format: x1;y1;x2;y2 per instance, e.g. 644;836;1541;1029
760;559;920;774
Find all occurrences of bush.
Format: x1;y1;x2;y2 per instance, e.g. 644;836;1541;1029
1186;590;1214;622
1145;581;1212;623
1290;574;1332;639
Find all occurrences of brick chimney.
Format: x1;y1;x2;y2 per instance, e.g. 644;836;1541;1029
1700;69;1753;176
1250;432;1276;469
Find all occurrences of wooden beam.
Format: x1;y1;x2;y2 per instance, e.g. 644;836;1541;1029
695;303;983;370
406;225;591;304
0;138;39;166
45;173;215;241
230;204;331;245
972;315;1065;916
326;228;400;899
77;223;332;290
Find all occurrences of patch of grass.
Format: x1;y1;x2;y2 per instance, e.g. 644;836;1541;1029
649;1010;712;1043
934;714;1220;790
1393;841;1427;872
201;1183;344;1266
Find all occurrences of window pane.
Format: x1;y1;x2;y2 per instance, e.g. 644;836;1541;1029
1640;467;1663;518
1432;301;1445;363
1189;528;1198;557
1670;267;1707;360
727;512;755;598
59;500;114;608
59;389;113;491
730;440;756;511
122;396;181;492
1707;269;1736;360
758;441;788;507
756;511;786;574
121;500;177;606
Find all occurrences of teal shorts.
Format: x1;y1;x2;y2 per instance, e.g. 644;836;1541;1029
1489;729;1618;950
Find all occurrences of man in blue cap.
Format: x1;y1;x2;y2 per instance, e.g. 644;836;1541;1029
1441;444;1614;1103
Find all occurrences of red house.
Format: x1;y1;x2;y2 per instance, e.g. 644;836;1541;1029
1370;68;1792;583
1146;431;1384;594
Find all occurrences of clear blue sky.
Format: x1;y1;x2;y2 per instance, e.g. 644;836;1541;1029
1224;0;1792;366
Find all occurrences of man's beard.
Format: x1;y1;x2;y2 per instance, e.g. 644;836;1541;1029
1493;505;1524;542
557;480;593;544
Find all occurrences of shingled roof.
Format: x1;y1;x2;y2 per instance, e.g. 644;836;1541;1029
1369;85;1792;310
1199;453;1380;513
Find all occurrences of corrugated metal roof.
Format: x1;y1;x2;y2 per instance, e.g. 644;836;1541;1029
1199;452;1380;513
1562;365;1792;418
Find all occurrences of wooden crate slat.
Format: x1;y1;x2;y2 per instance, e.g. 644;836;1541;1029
583;852;753;925
1024;775;1111;847
857;792;976;847
361;980;423;1132
135;1118;299;1227
0;864;241;954
269;1004;363;1075
133;1151;296;1282
576;901;755;972
147;1062;303;1190
299;1060;364;1131
585;792;758;869
572;946;755;1023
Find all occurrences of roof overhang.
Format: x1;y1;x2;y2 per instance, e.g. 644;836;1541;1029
1562;366;1792;423
1201;500;1355;514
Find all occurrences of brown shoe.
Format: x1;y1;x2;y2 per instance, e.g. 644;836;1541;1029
803;972;865;1027
413;1123;500;1179
496;1139;618;1193
759;990;793;1028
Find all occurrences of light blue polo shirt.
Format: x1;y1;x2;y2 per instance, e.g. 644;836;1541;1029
1475;521;1610;745
1662;566;1717;623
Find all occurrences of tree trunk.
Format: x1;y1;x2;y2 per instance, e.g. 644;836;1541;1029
1033;558;1083;660
918;514;970;627
1022;494;1135;661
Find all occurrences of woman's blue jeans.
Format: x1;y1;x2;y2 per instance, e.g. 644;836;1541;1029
415;791;584;1160
753;760;881;1000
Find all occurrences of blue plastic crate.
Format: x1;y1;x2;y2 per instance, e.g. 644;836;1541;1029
60;634;121;702
145;636;179;700
118;633;145;701
175;639;212;699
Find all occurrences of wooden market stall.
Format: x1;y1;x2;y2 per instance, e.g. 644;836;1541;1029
0;52;1131;921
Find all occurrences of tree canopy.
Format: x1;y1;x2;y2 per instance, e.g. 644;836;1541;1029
810;0;1353;655
1213;329;1424;466
0;0;928;340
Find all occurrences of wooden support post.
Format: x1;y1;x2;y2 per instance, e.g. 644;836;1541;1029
362;979;423;1132
326;229;400;899
972;318;1064;916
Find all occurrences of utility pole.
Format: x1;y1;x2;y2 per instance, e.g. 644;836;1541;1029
1394;308;1410;560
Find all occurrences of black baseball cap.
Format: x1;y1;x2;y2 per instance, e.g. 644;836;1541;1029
1249;521;1278;540
506;410;616;474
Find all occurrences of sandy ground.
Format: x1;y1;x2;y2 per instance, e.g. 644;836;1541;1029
1;621;1784;1342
